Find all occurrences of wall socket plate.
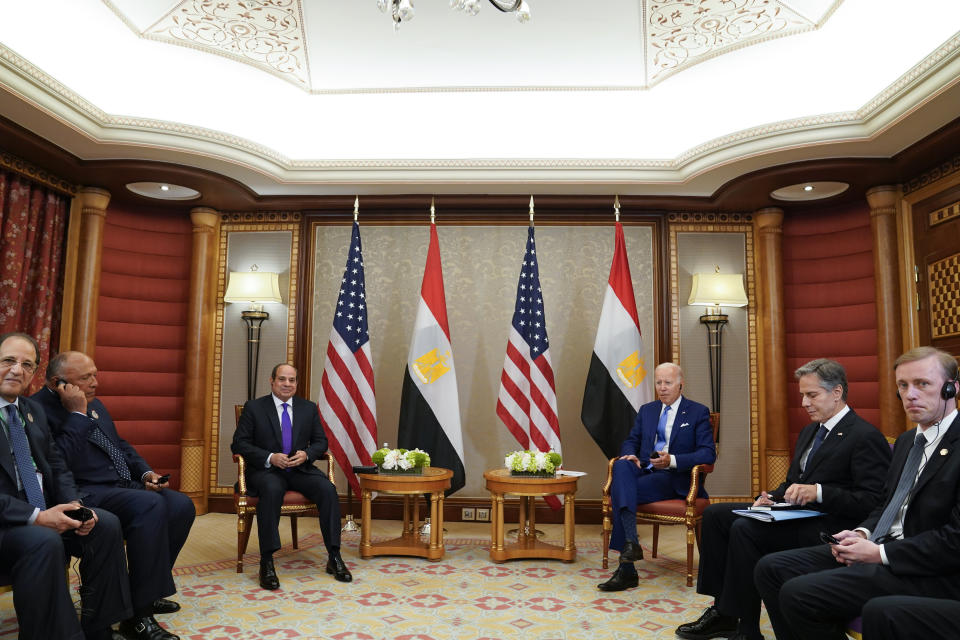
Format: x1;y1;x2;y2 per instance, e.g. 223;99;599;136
476;508;490;522
461;507;475;521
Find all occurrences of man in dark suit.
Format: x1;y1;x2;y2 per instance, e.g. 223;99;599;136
0;332;131;640
675;358;890;640
755;346;960;640
33;350;195;640
598;362;716;591
860;594;960;639
231;362;350;590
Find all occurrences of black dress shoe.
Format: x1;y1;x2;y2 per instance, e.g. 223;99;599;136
675;605;738;639
152;598;181;615
619;540;644;563
259;558;280;590
118;615;179;640
597;564;639;591
326;552;353;583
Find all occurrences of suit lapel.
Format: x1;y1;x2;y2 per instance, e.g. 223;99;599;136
803;411;852;474
264;396;283;448
668;397;688;448
0;412;16;486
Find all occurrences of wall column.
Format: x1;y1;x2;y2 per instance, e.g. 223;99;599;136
180;208;220;513
69;187;110;355
754;208;789;490
866;185;905;439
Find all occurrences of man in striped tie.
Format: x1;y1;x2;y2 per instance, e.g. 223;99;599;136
756;346;960;640
0;332;131;640
33;350;195;640
598;362;716;591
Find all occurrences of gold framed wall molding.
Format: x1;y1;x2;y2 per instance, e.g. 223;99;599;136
669;216;759;497
208;214;302;497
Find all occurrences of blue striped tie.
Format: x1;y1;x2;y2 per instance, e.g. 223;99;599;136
5;405;46;510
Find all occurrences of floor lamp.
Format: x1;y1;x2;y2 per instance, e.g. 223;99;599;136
687;269;748;426
224;268;283;401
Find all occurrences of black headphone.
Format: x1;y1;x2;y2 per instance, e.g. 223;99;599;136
896;379;958;400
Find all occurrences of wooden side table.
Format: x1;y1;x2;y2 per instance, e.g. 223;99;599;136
358;466;452;561
483;468;581;562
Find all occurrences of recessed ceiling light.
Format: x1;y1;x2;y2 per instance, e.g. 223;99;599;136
126;182;200;201
770;181;849;202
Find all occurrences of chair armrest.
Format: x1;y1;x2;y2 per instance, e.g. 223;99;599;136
684;463;714;504
601;457;617;497
319;452;335;487
233;454;247;495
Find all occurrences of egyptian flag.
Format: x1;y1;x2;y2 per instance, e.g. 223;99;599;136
397;223;466;494
581;222;652;458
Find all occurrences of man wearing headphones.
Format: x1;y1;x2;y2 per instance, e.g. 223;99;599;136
598;362;716;591
755;346;960;640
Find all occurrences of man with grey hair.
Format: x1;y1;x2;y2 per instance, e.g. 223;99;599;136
598;362;716;591
676;358;890;640
756;347;960;640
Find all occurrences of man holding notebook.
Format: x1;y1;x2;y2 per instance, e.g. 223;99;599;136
675;359;890;640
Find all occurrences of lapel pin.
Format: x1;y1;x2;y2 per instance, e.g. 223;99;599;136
26;412;34;423
836;432;842;437
941;449;949;456
91;410;99;419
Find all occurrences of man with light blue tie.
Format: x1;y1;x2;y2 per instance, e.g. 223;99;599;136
598;362;716;591
231;363;349;590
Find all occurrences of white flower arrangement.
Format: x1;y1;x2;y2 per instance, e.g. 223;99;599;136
371;447;430;473
504;449;562;475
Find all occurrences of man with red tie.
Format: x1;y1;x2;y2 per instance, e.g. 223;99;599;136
231;363;350;590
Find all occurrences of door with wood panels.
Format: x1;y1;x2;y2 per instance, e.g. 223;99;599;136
913;184;960;356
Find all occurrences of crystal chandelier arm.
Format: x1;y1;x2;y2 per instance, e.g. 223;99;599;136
488;0;522;11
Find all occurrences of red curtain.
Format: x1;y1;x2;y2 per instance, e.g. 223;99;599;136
0;170;69;392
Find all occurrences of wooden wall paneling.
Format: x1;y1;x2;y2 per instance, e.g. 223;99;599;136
69;187;110;354
866;186;906;438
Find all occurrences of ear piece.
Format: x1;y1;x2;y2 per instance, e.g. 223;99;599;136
943;379;958;400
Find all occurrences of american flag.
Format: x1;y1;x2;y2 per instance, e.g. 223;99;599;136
319;221;378;499
496;225;563;509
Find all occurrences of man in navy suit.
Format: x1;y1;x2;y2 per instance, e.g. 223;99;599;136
0;332;131;640
755;346;960;640
231;363;349;590
33;351;195;640
598;362;716;591
675;359;889;640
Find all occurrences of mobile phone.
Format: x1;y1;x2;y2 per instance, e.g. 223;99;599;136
155;474;170;485
55;378;66;388
819;531;840;545
65;506;93;522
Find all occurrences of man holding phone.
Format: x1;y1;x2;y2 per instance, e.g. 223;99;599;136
33;351;195;640
597;362;716;591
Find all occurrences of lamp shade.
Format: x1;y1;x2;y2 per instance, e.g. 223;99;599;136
688;273;748;307
224;271;282;303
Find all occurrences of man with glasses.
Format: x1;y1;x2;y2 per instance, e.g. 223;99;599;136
756;347;960;640
32;350;194;640
0;332;131;640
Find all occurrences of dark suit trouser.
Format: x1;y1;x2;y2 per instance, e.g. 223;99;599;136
250;468;340;556
754;544;959;640
0;508;131;640
862;595;960;640
609;459;692;552
697;503;852;629
83;484;196;611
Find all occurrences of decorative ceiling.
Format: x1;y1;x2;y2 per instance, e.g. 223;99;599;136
0;0;959;201
105;0;839;92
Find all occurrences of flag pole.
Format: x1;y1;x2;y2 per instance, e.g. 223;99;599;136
529;195;535;226
430;196;436;224
614;194;620;222
353;195;359;222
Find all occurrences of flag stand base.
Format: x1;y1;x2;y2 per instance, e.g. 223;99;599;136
342;513;360;533
507;527;544;538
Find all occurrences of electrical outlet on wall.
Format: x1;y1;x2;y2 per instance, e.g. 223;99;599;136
476;508;490;522
461;507;475;521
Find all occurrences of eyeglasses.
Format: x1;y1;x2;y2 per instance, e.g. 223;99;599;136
0;357;38;374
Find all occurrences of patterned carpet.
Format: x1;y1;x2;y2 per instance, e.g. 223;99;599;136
0;532;774;639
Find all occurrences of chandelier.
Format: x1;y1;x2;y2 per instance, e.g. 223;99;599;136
378;0;531;28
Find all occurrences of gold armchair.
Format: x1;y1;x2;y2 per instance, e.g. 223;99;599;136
233;404;336;573
601;412;719;587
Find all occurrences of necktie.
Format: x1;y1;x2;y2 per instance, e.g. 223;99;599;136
281;403;292;455
870;432;927;541
803;425;828;471
88;425;132;482
654;405;671;453
5;405;46;510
